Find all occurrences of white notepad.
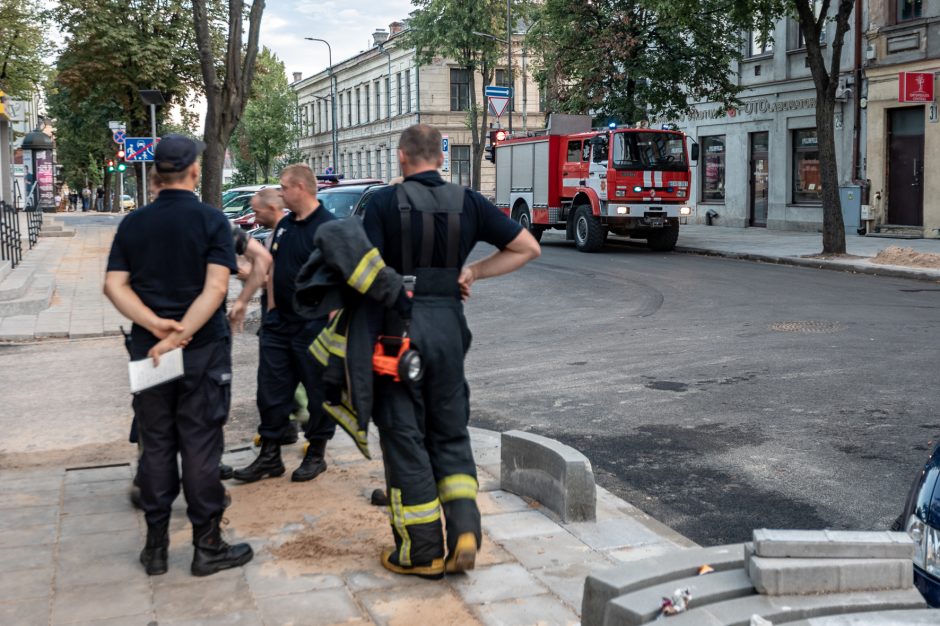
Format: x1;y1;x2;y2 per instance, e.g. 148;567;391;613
128;348;185;393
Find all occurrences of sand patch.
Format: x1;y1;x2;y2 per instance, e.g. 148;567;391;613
871;245;940;269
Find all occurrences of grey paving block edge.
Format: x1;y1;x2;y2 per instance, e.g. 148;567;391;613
500;429;596;523
752;529;915;560
748;555;913;596
581;543;746;626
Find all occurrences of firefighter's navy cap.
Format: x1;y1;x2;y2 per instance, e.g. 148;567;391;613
154;134;206;173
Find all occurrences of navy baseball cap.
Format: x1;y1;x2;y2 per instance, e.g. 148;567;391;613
154;134;206;173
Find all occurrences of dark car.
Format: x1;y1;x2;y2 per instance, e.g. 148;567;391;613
317;183;387;219
898;443;940;606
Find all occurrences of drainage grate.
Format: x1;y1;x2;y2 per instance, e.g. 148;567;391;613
770;321;846;333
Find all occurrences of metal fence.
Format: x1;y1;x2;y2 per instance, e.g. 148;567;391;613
26;207;42;249
0;201;23;268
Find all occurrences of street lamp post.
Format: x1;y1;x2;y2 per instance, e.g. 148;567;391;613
138;89;165;206
305;37;339;175
506;0;513;133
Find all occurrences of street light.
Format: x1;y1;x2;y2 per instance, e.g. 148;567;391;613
304;37;339;175
138;89;165;206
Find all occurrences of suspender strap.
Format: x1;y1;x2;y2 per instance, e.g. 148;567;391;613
420;211;434;268
396;185;413;275
446;212;460;269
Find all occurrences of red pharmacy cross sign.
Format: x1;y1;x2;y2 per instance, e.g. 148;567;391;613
899;72;935;103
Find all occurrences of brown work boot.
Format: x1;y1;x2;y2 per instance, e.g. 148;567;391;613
444;532;478;574
380;547;444;580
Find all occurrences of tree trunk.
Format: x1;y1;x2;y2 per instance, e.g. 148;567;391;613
469;64;482;191
815;93;846;253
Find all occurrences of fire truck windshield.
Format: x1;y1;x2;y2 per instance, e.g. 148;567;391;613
611;131;687;171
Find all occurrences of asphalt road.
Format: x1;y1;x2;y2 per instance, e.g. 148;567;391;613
458;231;940;546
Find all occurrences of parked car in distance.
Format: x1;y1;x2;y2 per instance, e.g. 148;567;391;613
121;194;136;211
898;443;940;606
318;183;387;219
221;184;278;207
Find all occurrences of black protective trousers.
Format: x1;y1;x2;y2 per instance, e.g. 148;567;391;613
373;269;482;567
133;338;231;527
256;319;336;443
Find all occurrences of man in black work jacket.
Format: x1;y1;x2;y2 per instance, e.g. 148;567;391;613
104;135;253;577
362;124;541;579
233;164;338;483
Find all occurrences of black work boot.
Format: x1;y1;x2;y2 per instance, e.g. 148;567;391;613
140;521;169;575
191;516;253;577
291;439;327;482
232;438;284;483
219;462;234;480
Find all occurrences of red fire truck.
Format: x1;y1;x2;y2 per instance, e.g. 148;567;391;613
491;114;698;252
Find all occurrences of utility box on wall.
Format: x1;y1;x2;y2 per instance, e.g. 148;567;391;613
839;185;861;233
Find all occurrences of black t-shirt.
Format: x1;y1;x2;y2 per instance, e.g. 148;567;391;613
106;189;237;351
266;205;336;330
362;171;522;273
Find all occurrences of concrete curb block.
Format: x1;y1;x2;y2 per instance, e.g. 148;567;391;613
674;245;940;283
500;429;596;523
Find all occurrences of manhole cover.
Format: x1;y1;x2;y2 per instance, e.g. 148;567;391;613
769;321;846;333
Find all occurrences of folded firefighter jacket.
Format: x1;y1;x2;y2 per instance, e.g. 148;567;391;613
293;218;405;458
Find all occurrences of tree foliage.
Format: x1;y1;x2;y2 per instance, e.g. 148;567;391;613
404;0;507;191
231;47;298;184
0;0;52;98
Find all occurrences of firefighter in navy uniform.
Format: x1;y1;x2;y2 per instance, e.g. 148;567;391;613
103;135;253;577
362;124;540;578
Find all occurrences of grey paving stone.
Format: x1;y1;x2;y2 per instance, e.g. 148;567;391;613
0;474;63;494
475;593;579;626
57;529;142;560
0;597;49;626
0;524;57;549
64;613;157;626
0;543;55;573
243;560;344;598
477;490;531;516
752;529;915;560
56;550;143;590
0;566;52;601
477;469;500;493
61;479;130;499
154;573;254;621
564;516;667;552
159;611;264;626
64;465;133;484
0;488;61;509
59;511;140;537
51;579;152;625
450;562;548;605
256;589;363;625
531;552;616;611
61;492;135;516
501;429;596;522
748;555;913;595
483;511;565;541
342;567;444;592
581;543;745;626
0;505;58;529
359;583;478;626
789;609;940;624
607;542;684;564
497;530;593;571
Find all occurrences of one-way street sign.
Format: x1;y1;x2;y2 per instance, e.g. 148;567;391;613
484;86;512;98
123;137;159;162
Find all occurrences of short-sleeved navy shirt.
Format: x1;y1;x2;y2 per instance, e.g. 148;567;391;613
362;171;522;273
265;205;336;331
106;189;237;351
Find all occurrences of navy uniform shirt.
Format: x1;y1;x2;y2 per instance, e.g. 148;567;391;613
106;189;237;351
265;205;336;332
362;171;522;272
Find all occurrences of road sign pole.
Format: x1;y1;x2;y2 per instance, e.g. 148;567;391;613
142;162;147;205
119;169;124;213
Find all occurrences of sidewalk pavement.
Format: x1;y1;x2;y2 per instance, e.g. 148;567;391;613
0;428;693;626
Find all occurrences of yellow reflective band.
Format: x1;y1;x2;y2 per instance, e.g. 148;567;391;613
347;248;385;294
402;498;441;525
321;400;370;459
318;329;346;358
390;488;411;566
309;336;329;366
437;474;478;503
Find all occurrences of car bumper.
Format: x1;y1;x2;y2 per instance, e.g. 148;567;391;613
914;564;940;607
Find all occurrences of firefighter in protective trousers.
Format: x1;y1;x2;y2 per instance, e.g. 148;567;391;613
361;124;541;578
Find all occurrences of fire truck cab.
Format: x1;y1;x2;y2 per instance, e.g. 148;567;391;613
493;114;697;253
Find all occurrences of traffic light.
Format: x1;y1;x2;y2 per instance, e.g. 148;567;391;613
117;163;126;172
117;149;125;159
107;160;115;173
485;129;506;163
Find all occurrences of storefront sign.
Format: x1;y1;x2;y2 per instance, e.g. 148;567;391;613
674;96;816;122
899;72;935;102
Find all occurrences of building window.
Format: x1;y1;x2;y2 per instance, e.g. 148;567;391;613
792;129;821;204
375;149;382;179
384;77;390;118
749;30;773;57
355;88;361;125
347;90;353;126
701;136;726;202
450;69;470;111
495;69;514;111
357;152;363;178
387;147;394;177
366;150;372;177
396;73;403;115
375;81;382;119
897;0;923;22
338;94;344;128
365;85;371;123
452;145;471;187
404;69;412;113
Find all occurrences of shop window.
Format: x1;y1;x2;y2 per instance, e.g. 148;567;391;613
452;145;471;187
897;0;923;22
792;129;821;204
450;69;470;111
749;30;773;57
701;136;726;202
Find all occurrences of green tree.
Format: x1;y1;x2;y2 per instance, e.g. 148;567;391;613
404;0;507;191
0;0;52;98
234;47;298;183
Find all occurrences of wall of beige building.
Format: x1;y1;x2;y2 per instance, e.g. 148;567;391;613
292;28;546;198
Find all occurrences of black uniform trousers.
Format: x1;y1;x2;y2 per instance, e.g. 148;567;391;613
256;318;336;443
132;338;230;527
373;269;482;567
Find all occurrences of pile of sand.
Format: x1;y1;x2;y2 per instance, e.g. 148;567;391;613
871;246;940;269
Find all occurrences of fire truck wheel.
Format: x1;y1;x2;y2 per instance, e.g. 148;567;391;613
646;222;679;252
573;205;604;252
513;204;542;242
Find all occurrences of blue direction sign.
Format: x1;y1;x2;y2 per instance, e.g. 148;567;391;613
484;86;513;98
123;137;159;162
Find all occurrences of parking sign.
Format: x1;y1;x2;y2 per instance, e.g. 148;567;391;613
441;135;449;172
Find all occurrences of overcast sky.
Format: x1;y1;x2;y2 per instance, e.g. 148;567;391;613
262;0;414;82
